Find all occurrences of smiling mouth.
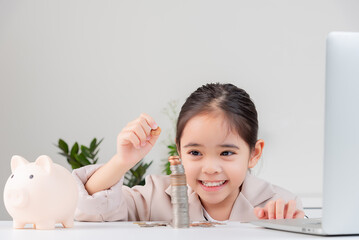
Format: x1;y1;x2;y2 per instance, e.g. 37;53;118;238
199;180;227;187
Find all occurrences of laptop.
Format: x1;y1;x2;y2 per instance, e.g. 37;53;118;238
251;32;359;236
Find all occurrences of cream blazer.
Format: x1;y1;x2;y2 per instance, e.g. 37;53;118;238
72;164;302;223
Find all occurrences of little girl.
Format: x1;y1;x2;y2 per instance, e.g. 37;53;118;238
73;83;304;222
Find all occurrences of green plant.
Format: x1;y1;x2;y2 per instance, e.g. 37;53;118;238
56;138;103;170
56;137;152;187
124;160;153;188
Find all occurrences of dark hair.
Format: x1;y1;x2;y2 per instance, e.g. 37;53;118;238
176;83;258;150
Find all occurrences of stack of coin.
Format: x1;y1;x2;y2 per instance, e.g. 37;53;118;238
169;156;190;228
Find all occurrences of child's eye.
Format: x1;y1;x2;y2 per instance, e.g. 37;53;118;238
189;150;202;156
221;151;234;156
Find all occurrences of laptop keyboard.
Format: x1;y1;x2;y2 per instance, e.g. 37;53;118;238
262;218;322;228
303;219;322;228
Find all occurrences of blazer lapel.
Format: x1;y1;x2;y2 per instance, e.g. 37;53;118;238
229;172;276;222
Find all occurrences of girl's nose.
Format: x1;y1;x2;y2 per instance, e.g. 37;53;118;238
201;159;222;174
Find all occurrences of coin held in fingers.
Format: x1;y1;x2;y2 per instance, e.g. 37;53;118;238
150;126;161;136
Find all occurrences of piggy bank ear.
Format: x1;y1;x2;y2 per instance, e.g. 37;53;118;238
35;155;53;173
11;155;29;173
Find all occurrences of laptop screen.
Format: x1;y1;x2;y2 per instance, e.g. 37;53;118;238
323;32;359;234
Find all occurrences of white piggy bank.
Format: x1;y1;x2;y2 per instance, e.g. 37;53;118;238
3;155;78;230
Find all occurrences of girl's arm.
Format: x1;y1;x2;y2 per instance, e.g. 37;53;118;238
84;154;129;195
85;113;160;195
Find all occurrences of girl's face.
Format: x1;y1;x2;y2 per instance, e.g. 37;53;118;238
179;113;261;209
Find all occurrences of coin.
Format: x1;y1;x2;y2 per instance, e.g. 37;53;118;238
150;127;161;136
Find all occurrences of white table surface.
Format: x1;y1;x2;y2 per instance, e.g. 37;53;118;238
1;221;359;240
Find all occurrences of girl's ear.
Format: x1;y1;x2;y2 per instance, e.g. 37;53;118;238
248;139;265;168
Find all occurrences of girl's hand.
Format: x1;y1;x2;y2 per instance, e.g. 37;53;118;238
116;113;160;171
254;199;305;219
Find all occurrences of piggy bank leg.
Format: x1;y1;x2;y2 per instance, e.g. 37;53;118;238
62;218;74;228
13;221;26;229
35;221;56;230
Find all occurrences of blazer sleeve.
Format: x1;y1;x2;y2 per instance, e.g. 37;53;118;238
72;164;165;222
72;164;128;222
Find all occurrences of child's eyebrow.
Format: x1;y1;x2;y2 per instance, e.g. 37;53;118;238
183;143;203;148
182;143;239;149
218;144;240;149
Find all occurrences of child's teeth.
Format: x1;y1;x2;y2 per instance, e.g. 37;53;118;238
201;180;226;187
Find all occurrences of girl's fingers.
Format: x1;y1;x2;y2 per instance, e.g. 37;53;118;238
254;207;262;218
293;210;305;219
255;199;302;220
275;199;285;219
132;124;147;147
138;118;161;147
140;113;158;130
254;207;267;219
120;131;141;149
266;201;275;219
285;200;297;219
124;114;157;147
136;114;160;147
139;116;152;137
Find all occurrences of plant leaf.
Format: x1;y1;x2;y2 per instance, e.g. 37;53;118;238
81;145;92;158
58;152;69;158
90;138;97;151
92;138;103;151
58;139;69;153
96;138;104;148
139;179;145;185
162;161;171;175
92;149;100;158
71;142;79;156
75;153;91;166
68;158;82;169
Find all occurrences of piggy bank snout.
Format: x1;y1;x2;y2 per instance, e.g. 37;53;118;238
5;189;29;208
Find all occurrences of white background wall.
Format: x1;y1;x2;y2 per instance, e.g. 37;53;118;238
1;0;359;220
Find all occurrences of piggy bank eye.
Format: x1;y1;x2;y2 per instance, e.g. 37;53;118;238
29;174;34;179
11;174;14;179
